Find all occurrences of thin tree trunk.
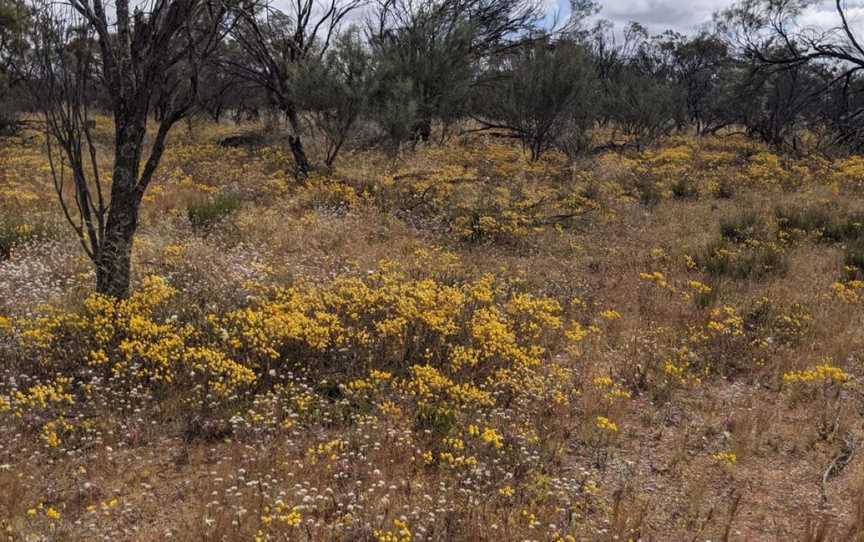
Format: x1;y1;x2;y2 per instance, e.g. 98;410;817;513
285;107;310;177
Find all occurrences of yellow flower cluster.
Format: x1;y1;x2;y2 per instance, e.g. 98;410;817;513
783;364;849;384
215;258;569;388
8;276;257;406
706;306;744;336
595;416;619;432
640;271;670;289
831;281;864;303
25;503;61;521
661;347;702;386
374;519;413;542
0;376;74;417
404;364;493;410
743;151;789;188
593;376;632;400
711;451;737;466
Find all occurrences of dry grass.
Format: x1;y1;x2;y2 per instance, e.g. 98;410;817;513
1;120;864;541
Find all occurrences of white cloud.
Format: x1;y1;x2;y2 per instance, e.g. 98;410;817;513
266;0;864;38
594;0;724;32
575;0;864;35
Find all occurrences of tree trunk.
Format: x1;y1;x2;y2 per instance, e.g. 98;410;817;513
95;119;145;298
285;107;310;177
289;135;310;176
95;205;137;298
414;116;432;142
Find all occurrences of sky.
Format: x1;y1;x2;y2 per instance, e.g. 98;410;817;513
579;0;726;32
264;0;864;38
548;0;864;35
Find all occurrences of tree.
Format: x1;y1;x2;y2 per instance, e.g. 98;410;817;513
0;0;29;134
655;32;732;134
817;69;864;153
369;2;474;143
295;27;375;168
730;58;829;149
197;41;251;123
720;0;864;150
474;38;597;160
367;0;547;145
590;22;685;149
0;0;28;76
28;0;228;297
227;0;363;177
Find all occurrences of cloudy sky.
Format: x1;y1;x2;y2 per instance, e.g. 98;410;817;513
585;0;726;32
267;0;864;37
547;0;864;34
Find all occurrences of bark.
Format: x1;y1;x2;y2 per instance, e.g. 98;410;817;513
95;202;137;298
94;117;145;298
413;116;432;142
285;107;310;177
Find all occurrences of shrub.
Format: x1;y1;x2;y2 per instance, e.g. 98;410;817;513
843;239;864;280
822;211;864;243
0;90;22;137
187;192;242;230
701;238;786;280
775;204;831;236
671;177;698;200
720;210;766;243
635;176;664;207
714;177;735;199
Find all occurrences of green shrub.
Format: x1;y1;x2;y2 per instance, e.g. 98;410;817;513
187;193;242;231
843;239;864;280
714;177;735;199
775;204;831;236
822;211;864;243
635;177;663;207
720;210;765;243
700;238;786;280
671;177;698;200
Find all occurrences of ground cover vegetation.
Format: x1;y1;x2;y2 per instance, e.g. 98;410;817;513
1;0;864;540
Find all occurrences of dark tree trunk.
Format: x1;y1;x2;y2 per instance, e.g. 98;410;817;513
95;203;138;298
285;107;310;177
95;118;145;298
413;116;432;142
289;135;310;175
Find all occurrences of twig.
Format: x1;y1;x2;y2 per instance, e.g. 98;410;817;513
821;437;857;504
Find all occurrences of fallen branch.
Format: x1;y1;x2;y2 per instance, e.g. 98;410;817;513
821;436;857;503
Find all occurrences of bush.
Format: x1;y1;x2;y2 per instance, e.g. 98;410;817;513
0;82;22;136
720;210;765;243
775;204;831;235
671;177;698;200
822;211;864;243
714;177;735;199
701;238;786;280
774;205;864;249
635;176;664;206
187;192;242;231
843;239;864;280
474;38;598;161
0;107;19;136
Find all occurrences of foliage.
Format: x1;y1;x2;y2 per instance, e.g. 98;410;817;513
186;192;242;231
2;100;864;540
296;27;376;167
475;38;598;160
